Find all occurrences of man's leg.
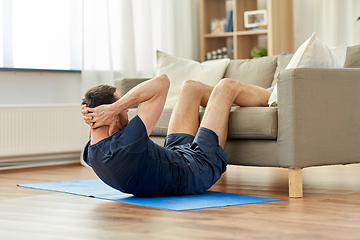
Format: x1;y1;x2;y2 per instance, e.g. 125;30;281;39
200;78;271;149
167;80;213;136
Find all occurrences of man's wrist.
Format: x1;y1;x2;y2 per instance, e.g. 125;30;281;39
111;100;123;116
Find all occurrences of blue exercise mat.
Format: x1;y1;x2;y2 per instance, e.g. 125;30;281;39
18;179;281;211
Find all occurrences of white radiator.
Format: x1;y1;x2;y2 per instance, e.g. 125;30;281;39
0;105;88;169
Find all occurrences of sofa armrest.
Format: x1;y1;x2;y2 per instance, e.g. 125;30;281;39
277;68;360;168
114;78;150;108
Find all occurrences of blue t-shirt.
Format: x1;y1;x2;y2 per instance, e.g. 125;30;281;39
83;115;226;197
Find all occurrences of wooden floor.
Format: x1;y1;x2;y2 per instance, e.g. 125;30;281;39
1;163;360;240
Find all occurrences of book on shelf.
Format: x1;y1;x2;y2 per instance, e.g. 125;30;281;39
225;10;233;32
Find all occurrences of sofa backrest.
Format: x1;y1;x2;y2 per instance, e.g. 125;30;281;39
271;52;293;87
223;55;278;89
225;44;360;90
344;44;360;68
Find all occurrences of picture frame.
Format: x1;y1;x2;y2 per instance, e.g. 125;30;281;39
244;10;267;29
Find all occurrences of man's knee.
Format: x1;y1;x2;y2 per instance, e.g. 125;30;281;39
180;80;204;94
181;79;197;88
215;78;243;94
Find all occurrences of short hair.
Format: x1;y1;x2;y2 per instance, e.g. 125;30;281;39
82;84;117;108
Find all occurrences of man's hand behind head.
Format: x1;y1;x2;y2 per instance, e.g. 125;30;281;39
82;104;116;129
81;104;95;127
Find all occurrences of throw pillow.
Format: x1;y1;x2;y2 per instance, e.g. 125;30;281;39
344;44;360;68
285;32;347;69
268;32;347;106
156;50;230;108
223;55;278;89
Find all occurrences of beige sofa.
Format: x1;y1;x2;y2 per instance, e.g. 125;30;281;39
114;45;360;198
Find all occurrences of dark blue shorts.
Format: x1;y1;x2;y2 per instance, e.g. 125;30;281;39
165;127;226;160
164;127;227;192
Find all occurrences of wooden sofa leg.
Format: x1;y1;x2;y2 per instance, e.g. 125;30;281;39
288;169;303;198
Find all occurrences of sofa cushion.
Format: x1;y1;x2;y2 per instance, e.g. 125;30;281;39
129;106;277;139
155;50;230;109
344;44;360;68
224;55;278;89
285;32;347;70
218;107;277;139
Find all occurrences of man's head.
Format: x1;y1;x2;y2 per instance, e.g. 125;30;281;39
82;84;117;108
82;84;129;131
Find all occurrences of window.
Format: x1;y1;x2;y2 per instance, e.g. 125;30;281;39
1;0;81;70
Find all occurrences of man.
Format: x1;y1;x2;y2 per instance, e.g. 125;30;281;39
82;74;270;197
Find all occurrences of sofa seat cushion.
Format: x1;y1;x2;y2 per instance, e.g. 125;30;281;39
127;106;278;139
229;107;277;139
201;106;278;139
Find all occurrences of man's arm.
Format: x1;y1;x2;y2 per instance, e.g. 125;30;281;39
135;75;170;136
83;74;170;136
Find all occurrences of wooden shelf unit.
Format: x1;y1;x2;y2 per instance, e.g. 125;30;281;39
199;0;294;61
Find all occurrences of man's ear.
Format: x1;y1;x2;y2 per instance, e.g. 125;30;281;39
108;116;120;136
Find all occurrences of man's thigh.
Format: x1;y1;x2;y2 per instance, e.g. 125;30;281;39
167;81;212;136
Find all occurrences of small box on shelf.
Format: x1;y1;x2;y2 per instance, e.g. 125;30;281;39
210;18;227;34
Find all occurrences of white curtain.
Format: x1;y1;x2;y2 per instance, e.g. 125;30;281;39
81;0;199;92
313;0;360;47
